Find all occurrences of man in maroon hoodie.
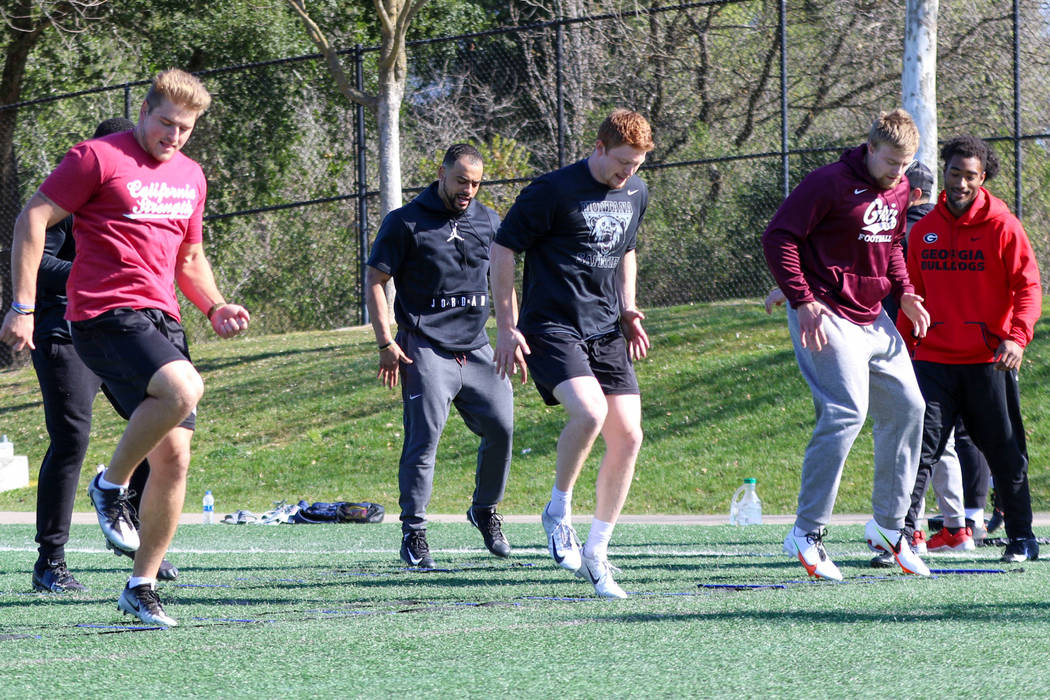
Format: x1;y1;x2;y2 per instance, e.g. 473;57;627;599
899;135;1041;563
762;109;932;581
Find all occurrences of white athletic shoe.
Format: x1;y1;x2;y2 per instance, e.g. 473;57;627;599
783;528;843;581
864;519;931;577
117;583;178;627
88;474;140;553
576;553;627;599
541;503;582;572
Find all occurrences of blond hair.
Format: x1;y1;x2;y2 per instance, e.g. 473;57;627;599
868;109;919;154
145;68;212;114
597;109;654;152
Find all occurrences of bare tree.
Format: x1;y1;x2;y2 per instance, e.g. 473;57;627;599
0;0;107;367
286;0;427;218
903;0;938;188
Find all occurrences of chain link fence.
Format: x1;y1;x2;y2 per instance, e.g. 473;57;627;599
2;0;1049;362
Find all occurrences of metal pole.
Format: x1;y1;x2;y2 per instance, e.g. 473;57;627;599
779;0;788;199
1013;0;1022;217
124;84;131;119
356;45;370;325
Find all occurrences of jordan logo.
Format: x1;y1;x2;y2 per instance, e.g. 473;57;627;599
446;221;464;243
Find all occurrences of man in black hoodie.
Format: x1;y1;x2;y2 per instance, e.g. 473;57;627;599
366;144;523;568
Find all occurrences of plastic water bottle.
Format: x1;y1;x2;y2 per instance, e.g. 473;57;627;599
202;490;215;524
729;478;762;526
0;435;12;462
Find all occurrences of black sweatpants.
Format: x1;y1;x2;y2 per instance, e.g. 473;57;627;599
32;337;149;563
908;361;1033;540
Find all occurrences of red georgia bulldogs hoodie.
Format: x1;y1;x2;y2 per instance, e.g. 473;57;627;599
897;187;1041;364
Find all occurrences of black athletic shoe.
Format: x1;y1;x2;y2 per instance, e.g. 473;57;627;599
32;559;87;593
88;473;140;553
986;509;1004;535
869;551;895;569
117;583;177;627
400;530;436;568
467;507;511;557
105;539;179;580
1001;537;1040;563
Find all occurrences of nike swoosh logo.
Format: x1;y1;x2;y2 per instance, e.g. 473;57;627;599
409;393;422;400
550;535;565;563
627;189;639;195
854;188;868;195
406;552;422;565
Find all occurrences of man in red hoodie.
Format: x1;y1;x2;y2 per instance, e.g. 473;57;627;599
762;109;932;581
899;135;1041;563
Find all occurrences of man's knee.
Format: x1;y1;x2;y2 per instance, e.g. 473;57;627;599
148;361;204;415
148;429;193;480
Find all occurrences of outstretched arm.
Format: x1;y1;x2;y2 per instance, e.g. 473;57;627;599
175;241;250;338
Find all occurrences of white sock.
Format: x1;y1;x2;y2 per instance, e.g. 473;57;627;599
792;525;813;538
546;486;572;521
98;473;127;491
965;508;984;522
583;518;615;560
128;576;156;590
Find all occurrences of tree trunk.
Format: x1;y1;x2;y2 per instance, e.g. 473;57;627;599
903;0;938;189
375;75;404;217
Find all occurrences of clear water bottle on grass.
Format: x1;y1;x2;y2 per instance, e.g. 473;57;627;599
202;490;215;524
729;478;762;526
0;435;12;462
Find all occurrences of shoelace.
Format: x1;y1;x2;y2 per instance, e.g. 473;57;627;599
48;561;76;585
133;585;164;613
483;512;504;537
407;531;430;555
805;529;829;561
553;522;577;548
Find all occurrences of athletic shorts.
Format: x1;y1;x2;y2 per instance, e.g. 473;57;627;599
71;308;196;430
523;331;639;406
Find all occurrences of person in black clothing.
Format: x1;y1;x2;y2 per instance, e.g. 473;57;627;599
30;118;177;593
366;144;522;568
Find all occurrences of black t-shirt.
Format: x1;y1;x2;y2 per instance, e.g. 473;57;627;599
367;183;500;353
495;159;647;338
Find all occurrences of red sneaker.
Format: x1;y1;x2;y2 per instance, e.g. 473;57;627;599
927;527;976;552
910;529;927;555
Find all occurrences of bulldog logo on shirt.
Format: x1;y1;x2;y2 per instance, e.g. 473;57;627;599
579;200;633;268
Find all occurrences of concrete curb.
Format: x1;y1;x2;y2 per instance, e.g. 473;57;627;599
3;511;1050;527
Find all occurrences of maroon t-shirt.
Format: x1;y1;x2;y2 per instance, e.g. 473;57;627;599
40;131;206;322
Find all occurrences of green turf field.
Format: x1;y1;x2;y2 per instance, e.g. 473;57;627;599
1;521;1047;697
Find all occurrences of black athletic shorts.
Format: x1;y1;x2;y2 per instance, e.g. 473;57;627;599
523;330;639;406
71;307;196;430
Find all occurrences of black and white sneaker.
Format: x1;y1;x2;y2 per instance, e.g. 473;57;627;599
117;583;178;627
105;540;179;580
32;559;87;593
400;530;436;568
1001;537;1040;563
88;473;140;553
467;507;511;558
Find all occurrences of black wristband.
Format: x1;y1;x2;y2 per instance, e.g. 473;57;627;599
378;342;392;351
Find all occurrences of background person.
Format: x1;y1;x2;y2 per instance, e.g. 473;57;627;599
366;144;520;569
899;134;1041;563
491;108;653;599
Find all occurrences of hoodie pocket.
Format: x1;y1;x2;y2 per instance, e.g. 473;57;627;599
840;272;891;308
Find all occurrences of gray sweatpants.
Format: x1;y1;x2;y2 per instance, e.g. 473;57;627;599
397;331;514;532
787;307;924;532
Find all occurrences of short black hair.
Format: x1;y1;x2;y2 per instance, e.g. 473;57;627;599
93;117;134;139
940;135;1000;181
442;143;483;169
